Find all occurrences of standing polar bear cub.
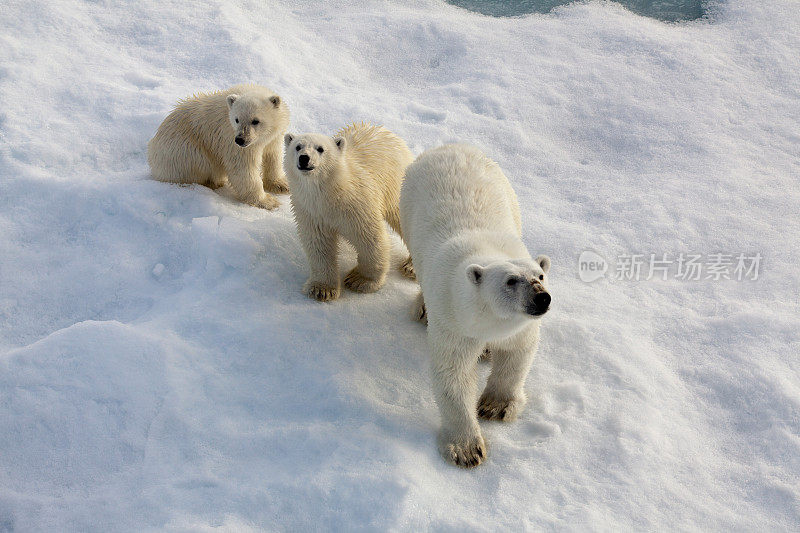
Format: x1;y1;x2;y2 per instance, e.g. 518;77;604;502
147;84;290;209
400;144;551;468
284;123;415;301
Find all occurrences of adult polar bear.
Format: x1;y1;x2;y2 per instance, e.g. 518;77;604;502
400;144;551;468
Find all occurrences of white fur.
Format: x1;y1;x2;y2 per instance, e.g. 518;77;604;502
284;123;415;301
147;84;290;209
400;144;552;468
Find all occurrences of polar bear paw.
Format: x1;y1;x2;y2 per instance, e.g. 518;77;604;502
264;177;290;194
477;393;523;422
343;268;384;293
400;256;416;280
303;280;340;302
252;193;280;210
205;176;227;190
441;433;487;468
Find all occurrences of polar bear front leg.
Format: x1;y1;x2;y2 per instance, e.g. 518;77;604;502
228;154;279;210
295;210;340;302
429;325;487;468
261;139;289;194
478;324;539;421
343;221;389;293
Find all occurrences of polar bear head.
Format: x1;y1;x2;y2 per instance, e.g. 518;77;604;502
465;255;551;322
283;133;347;176
226;91;285;148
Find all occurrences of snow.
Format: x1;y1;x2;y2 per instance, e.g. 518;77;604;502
1;0;799;530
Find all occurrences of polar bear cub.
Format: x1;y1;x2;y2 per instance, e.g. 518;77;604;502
148;84;290;209
284;123;415;301
400;144;551;468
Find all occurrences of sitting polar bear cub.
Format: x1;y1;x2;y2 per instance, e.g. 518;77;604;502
147;84;290;209
284;123;415;302
400;144;551;468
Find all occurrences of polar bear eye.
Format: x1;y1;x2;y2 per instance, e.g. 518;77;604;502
506;277;518;287
252;119;259;125
295;145;302;151
235;118;239;124
539;274;544;280
317;147;324;154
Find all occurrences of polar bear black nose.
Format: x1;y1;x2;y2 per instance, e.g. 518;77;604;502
235;136;245;146
526;291;550;316
534;292;550;310
298;154;310;167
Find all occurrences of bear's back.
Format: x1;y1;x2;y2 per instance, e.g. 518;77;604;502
337;123;413;189
164;89;232;147
401;144;521;251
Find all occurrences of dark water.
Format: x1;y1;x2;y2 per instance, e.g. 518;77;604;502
447;0;707;22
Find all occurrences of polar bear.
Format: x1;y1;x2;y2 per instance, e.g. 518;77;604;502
147;84;290;209
400;144;551;468
284;123;415;301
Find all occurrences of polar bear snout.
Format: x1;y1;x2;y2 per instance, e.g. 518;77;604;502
525;285;551;316
234;130;255;147
297;154;314;171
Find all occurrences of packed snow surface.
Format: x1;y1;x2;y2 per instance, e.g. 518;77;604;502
1;0;799;530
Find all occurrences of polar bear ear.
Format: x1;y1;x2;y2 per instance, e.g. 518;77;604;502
334;137;346;151
466;264;484;285
284;133;293;146
269;96;281;108
536;255;551;274
226;94;239;108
